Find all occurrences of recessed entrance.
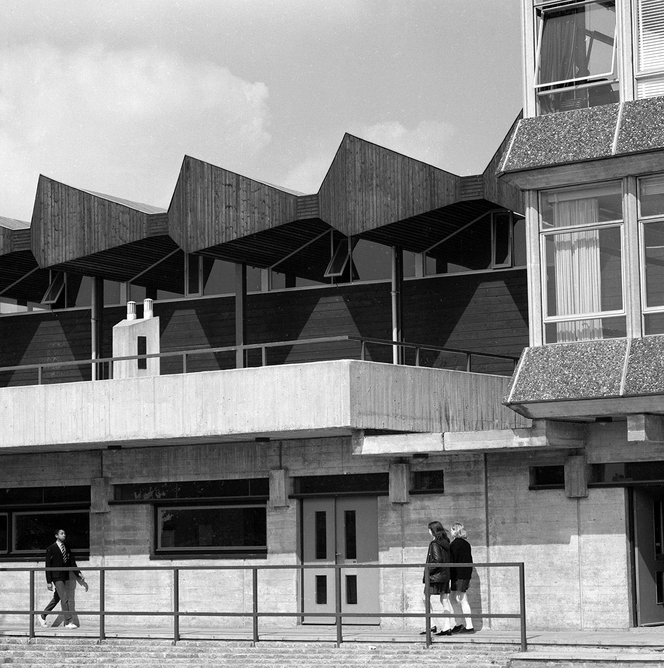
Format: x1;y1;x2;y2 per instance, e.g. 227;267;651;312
633;486;664;626
301;496;379;624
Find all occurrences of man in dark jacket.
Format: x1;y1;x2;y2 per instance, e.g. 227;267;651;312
38;529;88;629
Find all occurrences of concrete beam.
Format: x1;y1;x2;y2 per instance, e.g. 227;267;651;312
627;414;664;443
354;420;585;456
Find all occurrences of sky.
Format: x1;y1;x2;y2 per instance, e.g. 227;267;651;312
0;0;523;222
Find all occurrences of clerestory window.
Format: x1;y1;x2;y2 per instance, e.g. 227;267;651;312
535;0;619;114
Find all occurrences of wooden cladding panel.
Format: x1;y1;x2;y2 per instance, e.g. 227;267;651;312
32;177;151;267
169;157;299;253
319;134;459;236
0;309;91;387
484;115;524;214
0;272;528;380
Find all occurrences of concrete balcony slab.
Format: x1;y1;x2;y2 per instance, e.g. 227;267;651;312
0;360;528;451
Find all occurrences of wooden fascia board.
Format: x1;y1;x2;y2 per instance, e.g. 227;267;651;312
498;150;664;191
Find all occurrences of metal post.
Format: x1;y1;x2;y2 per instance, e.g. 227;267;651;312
173;569;180;644
519;562;527;652
99;569;106;642
415;347;420;367
335;565;343;647
29;570;35;639
182;352;187;375
360;341;366;361
466;353;472;372
252;568;259;644
261;347;267;367
37;366;42;385
424;565;432;647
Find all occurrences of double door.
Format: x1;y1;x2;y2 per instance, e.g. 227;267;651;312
302;496;379;624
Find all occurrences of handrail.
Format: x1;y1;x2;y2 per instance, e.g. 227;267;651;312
0;561;527;651
0;335;519;386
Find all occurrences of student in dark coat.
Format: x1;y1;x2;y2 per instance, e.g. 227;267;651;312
421;520;454;636
38;529;88;629
450;521;475;633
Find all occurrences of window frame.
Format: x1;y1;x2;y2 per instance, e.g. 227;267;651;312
538;180;627;343
634;0;664;99
638;174;664;333
533;0;619;114
155;502;268;557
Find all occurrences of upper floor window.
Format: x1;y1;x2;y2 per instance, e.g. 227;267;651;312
425;211;526;276
635;0;664;98
540;181;626;342
640;174;664;333
535;0;619;114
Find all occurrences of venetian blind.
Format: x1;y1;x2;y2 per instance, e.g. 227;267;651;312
637;0;664;98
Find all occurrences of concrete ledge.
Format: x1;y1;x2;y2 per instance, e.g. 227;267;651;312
0;360;528;450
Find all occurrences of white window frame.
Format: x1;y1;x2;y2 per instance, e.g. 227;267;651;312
634;0;664;98
533;0;619;112
638;174;664;332
539;181;627;342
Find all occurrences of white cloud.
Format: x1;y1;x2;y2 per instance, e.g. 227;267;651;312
355;120;458;171
280;156;332;195
279;119;460;195
0;44;271;220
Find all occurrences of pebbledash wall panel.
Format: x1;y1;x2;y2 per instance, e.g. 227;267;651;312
0;270;528;384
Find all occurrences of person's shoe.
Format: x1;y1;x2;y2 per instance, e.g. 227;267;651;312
435;629;453;636
37;616;48;628
459;627;475;634
64;622;78;629
451;624;464;633
419;626;437;635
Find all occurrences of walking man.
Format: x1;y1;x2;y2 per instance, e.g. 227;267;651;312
38;529;88;629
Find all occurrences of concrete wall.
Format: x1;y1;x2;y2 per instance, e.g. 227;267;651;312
0;436;632;632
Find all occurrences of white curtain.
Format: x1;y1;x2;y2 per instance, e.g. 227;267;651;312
553;199;603;342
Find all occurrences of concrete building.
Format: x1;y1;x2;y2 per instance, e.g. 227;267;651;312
2;0;663;635
500;0;664;628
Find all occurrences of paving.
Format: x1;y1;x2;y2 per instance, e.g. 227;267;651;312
0;622;662;667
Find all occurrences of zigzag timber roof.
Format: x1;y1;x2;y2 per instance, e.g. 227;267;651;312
0;129;523;301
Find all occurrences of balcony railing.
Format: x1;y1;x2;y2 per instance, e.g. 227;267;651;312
0;561;527;650
0;335;519;387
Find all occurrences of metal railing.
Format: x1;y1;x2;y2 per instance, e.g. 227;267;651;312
0;562;527;651
0;335;519;387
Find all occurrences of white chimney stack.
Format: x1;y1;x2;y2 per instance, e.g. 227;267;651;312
127;301;137;321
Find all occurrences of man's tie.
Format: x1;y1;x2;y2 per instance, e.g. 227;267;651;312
60;543;68;564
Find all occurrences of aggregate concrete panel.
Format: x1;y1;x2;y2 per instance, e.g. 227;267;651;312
508;341;626;404
501;105;619;172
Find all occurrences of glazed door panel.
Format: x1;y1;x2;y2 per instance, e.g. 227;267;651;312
634;488;664;626
302;496;379;624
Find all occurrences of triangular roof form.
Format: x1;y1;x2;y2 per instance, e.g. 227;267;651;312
30;176;178;285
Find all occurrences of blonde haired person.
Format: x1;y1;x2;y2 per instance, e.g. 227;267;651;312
449;522;475;634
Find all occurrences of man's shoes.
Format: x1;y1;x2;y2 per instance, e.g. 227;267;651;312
451;624;464;633
64;622;78;629
419;626;437;635
458;627;475;634
37;616;48;628
435;629;453;636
